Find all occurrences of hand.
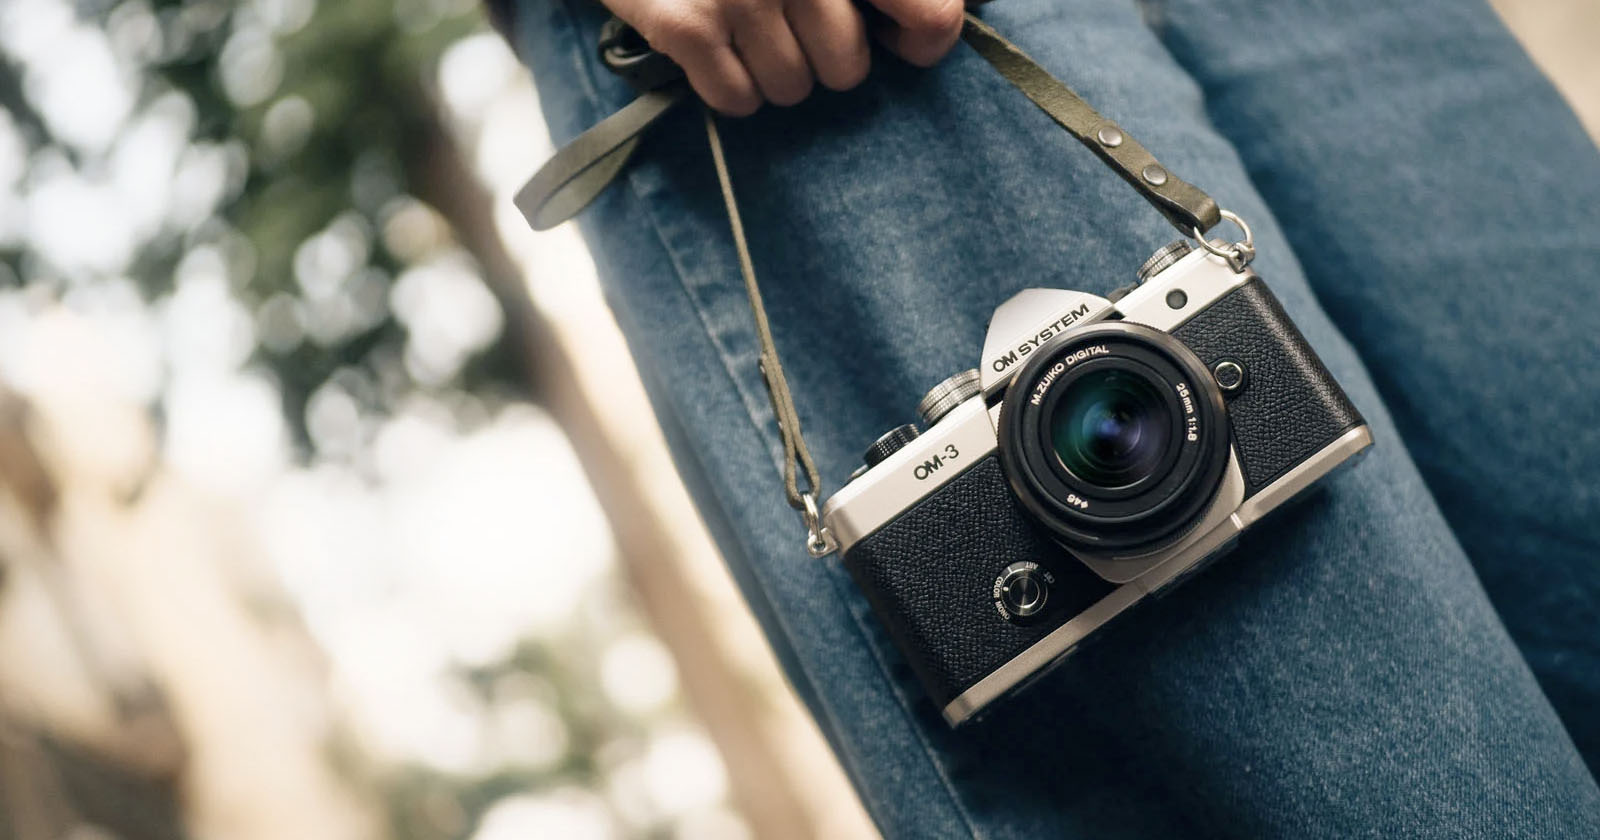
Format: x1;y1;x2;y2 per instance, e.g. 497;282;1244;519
604;0;965;115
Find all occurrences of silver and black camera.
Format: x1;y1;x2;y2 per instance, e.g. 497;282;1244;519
821;241;1372;726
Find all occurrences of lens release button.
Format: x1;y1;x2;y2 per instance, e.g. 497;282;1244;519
1212;359;1246;392
994;561;1055;623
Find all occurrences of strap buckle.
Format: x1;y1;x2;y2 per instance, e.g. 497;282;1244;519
598;17;685;92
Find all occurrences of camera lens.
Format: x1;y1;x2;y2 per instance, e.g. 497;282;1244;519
998;322;1230;554
1049;369;1171;489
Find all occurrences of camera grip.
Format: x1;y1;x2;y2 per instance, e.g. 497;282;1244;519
1173;278;1365;495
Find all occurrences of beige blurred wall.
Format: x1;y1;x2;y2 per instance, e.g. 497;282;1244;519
1492;0;1600;141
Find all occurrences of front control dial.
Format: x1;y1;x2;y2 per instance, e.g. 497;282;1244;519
863;424;920;468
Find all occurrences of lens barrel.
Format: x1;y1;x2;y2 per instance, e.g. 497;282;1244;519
998;322;1229;553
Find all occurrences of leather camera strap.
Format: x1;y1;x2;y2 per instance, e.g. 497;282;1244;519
516;85;688;231
958;15;1220;232
701;109;830;555
514;12;1233;554
516;13;1222;234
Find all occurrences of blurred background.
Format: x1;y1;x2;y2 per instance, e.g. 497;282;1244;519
0;1;1592;838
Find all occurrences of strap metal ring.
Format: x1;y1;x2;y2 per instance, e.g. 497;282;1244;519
801;492;836;557
1190;208;1256;271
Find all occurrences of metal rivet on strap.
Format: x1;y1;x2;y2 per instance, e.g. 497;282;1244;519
1142;164;1168;186
1096;126;1124;148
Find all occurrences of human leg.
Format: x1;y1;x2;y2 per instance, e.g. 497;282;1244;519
1146;0;1600;769
509;0;1600;834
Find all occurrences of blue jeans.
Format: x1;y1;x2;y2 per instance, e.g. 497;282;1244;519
506;0;1600;835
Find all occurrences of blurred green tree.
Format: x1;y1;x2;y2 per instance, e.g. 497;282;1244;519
0;1;569;838
2;0;533;453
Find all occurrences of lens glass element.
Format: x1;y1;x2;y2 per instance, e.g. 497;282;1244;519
1049;368;1171;489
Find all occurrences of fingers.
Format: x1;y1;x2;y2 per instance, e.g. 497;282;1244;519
727;0;814;106
633;3;764;115
683;45;767;115
786;0;870;91
864;0;964;67
617;0;887;115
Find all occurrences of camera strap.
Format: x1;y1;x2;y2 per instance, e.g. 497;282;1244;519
703;107;834;555
517;13;1225;234
516;12;1245;555
958;15;1220;232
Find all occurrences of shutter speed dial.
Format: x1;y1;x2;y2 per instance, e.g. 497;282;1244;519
1136;240;1195;282
917;369;982;427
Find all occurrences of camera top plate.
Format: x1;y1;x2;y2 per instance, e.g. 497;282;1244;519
980;290;1116;397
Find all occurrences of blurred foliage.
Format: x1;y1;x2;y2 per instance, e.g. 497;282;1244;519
1;0;526;451
387;640;649;840
0;730;186;840
0;1;580;838
0;2;755;838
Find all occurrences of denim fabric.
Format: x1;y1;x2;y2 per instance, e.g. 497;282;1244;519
1145;0;1600;772
507;0;1600;835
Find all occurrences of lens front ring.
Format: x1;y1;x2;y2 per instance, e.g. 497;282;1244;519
998;321;1230;554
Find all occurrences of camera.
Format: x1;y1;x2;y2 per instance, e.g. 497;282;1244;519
820;241;1371;726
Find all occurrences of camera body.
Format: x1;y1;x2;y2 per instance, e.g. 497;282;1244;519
821;242;1371;726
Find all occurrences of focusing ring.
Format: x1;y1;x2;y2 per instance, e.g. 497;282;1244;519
998;322;1229;553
